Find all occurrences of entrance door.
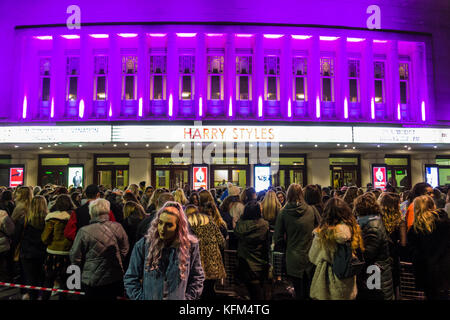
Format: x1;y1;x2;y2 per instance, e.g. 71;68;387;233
172;169;189;190
212;166;249;189
330;166;359;188
272;167;306;189
41;166;67;187
96;167;129;190
387;167;410;189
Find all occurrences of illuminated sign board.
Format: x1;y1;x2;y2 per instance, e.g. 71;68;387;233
425;165;439;188
372;164;387;190
9;167;24;187
254;166;271;192
112;125;353;142
353;127;450;144
192;166;208;190
0;126;111;143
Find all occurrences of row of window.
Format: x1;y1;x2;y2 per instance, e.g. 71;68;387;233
38;54;411;113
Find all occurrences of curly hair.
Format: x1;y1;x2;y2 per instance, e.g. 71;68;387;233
379;192;402;234
353;193;383;217
413;195;438;234
145;201;198;280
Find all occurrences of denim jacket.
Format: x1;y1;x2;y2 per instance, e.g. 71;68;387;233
124;237;204;300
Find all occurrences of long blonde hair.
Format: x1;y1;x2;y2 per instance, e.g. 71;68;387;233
379;192;402;234
123;201;146;220
27;195;48;229
413;195;438;234
261;190;281;223
199;190;227;229
173;188;188;206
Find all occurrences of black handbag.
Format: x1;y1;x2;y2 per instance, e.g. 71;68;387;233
332;241;365;280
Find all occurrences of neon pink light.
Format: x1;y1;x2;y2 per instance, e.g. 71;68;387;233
61;35;80;39
288;98;292;117
138;98;143;117
291;35;312;40
347;37;365;42
235;34;254;38
176;33;197;37
344;97;348;119
50;98;54;118
316;96;320;118
228;97;233;117
207;33;224;37
117;33;138;38
371;98;375;119
148;33;167;37
373;40;388;43
397;103;401;120
22;96;27;119
421;101;426;121
89;34;109;39
320;36;339;41
263;34;284;39
34;36;52;40
169;94;173;117
79;99;85;118
199;97;203;117
108;103;112;117
258;96;263;117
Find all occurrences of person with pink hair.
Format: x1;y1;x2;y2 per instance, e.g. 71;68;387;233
124;201;204;300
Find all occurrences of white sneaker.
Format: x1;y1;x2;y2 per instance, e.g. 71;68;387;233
21;293;30;300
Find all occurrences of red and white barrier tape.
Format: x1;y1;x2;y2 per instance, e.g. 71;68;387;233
0;281;85;295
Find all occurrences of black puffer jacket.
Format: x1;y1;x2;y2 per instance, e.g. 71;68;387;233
357;215;394;300
16;217;46;260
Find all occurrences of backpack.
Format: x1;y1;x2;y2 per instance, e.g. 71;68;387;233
332;241;365;280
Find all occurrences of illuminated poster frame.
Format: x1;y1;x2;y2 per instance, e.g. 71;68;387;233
192;166;208;190
9;166;25;188
372;163;388;191
68;165;84;188
254;165;272;193
424;164;439;188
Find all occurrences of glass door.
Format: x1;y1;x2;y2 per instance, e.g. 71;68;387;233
41;166;67;186
289;169;304;186
97;170;112;189
232;169;247;188
115;169;129;190
156;169;170;189
214;169;229;187
172;169;189;190
330;166;359;188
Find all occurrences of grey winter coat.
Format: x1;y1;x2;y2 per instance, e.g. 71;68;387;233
0;210;15;253
70;214;129;287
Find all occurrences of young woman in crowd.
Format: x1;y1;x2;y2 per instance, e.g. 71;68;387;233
234;201;270;300
173;188;188;209
276;191;286;207
199;190;228;239
342;186;359;210
378;192;407;298
407;195;450;300
0;190;15;216
124;202;204;300
0;205;14;283
303;185;324;217
240;187;257;205
11;186;33;223
121;201;146;270
186;204;226;300
146;188;165;213
273;183;320;300
188;192;200;207
17;196;48;300
403;182;433;230
261;190;281;230
41;194;74;300
353;193;394;300
308;198;364;300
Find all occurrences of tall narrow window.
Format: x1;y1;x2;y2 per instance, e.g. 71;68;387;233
66;57;80;101
293;57;307;101
348;59;360;102
150;55;167;100
179;56;195;100
207;56;224;100
264;56;280;101
94;56;108;101
121;56;138;100
374;61;385;103
40;58;51;102
320;58;334;102
236;56;252;101
399;62;409;104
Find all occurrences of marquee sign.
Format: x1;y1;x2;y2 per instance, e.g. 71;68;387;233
353;127;450;144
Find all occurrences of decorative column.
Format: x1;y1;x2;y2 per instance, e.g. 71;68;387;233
281;35;291;119
137;31;147;117
336;37;347;120
15;31;31;121
52;35;65;119
225;32;235;118
387;40;399;120
196;33;206;118
255;33;264;118
79;31;90;119
362;37;374;120
167;32;177;117
309;36;320;119
412;43;426;122
109;33;121;119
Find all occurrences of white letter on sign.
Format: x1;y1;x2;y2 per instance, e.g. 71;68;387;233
366;5;381;30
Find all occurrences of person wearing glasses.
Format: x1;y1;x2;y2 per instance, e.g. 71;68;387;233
124;201;204;300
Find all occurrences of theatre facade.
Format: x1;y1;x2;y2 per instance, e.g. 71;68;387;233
0;1;449;191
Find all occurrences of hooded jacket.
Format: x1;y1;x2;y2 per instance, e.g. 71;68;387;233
41;211;72;255
0;210;14;253
357;215;394;300
70;215;129;287
273;201;319;278
308;224;358;300
234;218;270;274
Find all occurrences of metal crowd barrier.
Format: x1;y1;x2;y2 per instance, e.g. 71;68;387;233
398;261;426;300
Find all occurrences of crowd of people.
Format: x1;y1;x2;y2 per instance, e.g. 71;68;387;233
0;180;448;300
